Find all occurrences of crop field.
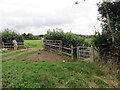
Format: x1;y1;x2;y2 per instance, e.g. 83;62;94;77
1;40;119;88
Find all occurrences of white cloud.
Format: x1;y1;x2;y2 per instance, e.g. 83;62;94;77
0;0;101;35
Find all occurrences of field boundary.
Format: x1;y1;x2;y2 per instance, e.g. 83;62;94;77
44;40;74;59
2;42;24;49
44;40;94;62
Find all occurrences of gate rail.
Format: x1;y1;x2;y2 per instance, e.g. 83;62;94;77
44;40;74;59
77;46;94;63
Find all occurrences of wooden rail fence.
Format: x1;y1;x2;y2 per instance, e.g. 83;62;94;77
2;42;24;49
44;40;74;59
44;40;94;62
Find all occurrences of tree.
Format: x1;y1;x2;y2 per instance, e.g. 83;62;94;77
94;1;120;62
27;33;34;40
22;33;35;40
97;1;120;42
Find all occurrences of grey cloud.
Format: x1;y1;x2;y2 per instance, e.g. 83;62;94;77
0;0;101;35
1;10;76;30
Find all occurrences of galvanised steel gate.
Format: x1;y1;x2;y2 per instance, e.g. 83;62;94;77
77;46;94;63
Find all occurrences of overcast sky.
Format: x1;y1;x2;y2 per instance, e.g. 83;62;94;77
0;0;102;35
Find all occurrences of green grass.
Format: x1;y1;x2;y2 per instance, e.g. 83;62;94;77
2;48;118;88
84;38;93;46
2;51;38;63
0;51;10;54
24;40;43;48
1;50;25;59
2;56;118;88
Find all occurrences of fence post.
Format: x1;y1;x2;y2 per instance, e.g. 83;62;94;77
77;47;79;59
92;47;94;63
60;40;62;54
2;42;4;48
50;40;52;52
44;40;46;50
90;47;94;63
71;45;73;60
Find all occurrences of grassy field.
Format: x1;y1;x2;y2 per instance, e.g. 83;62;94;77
24;40;43;48
2;50;118;88
1;40;119;88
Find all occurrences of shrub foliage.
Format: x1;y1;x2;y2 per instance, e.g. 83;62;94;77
1;29;24;43
94;1;120;62
44;29;84;47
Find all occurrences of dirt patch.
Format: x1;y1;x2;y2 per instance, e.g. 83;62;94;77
89;82;98;88
25;48;39;51
1;48;38;60
1;49;26;55
1;52;25;60
22;50;64;62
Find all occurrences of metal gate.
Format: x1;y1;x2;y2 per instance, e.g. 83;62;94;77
77;46;94;63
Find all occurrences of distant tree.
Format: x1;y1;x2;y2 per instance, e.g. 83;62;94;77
27;33;34;40
34;35;40;40
22;33;35;40
22;33;27;39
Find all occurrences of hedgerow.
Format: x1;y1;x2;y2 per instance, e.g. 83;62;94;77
1;29;24;43
44;29;84;47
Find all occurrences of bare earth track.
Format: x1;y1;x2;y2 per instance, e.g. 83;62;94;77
1;48;65;62
22;50;64;62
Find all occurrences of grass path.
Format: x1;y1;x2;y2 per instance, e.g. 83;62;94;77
1;50;25;58
3;59;118;88
0;51;11;55
0;49;27;56
2;48;119;88
1;48;38;61
0;50;25;60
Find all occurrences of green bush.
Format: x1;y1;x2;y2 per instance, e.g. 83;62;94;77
93;31;120;59
84;38;93;47
44;29;84;47
95;1;120;62
1;29;24;43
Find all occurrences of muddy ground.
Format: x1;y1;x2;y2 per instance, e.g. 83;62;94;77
22;50;67;62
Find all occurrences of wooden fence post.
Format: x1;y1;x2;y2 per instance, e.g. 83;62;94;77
60;40;62;54
44;40;46;50
2;42;4;48
90;47;94;63
77;46;79;59
92;47;94;63
71;45;73;60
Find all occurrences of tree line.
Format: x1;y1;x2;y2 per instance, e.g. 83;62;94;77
0;29;44;43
